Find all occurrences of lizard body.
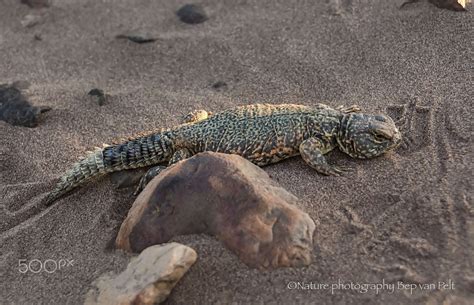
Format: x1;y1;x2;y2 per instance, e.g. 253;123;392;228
45;103;401;205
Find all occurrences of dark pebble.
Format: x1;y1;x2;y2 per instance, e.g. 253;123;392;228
116;34;158;44
176;4;208;24
429;0;466;11
401;0;467;11
21;0;49;8
12;80;31;90
0;84;50;128
211;81;228;90
88;88;107;106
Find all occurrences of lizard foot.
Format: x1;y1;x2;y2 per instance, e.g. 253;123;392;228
337;105;362;114
182;109;212;124
400;134;413;150
133;165;167;196
318;165;352;176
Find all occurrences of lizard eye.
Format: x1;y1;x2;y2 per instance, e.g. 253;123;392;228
372;133;386;143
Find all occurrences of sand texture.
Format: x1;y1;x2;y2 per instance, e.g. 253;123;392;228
1;0;473;304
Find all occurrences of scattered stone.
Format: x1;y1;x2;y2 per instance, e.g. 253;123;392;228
11;80;31;90
20;0;49;8
85;243;197;305
21;14;42;28
34;34;42;41
460;0;472;8
0;84;50;127
401;0;469;11
176;4;208;24
88;88;107;106
211;81;228;91
116;152;316;269
115;33;158;44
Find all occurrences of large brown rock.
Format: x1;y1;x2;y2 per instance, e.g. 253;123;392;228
116;152;316;269
85;243;197;305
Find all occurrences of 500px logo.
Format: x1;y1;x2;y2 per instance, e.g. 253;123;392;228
18;259;74;273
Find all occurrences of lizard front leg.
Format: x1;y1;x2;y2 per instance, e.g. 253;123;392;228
336;105;361;114
299;137;349;176
134;148;194;195
182;109;212;124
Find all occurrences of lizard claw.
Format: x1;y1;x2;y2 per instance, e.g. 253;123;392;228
337;105;362;114
133;165;167;196
400;134;412;150
133;171;153;196
133;177;146;196
337;165;353;172
331;165;353;176
318;165;351;176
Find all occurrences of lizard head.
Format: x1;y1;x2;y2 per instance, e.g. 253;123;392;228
337;113;402;159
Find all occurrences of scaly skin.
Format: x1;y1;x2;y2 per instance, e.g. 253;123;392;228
45;103;402;205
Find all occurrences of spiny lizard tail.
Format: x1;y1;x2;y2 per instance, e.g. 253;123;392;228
44;132;173;205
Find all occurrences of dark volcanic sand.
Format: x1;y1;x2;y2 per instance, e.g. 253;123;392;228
1;0;472;304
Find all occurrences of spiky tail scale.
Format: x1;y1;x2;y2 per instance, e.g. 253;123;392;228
44;132;174;205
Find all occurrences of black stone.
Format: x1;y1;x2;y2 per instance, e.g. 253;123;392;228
400;0;467;11
12;80;31;90
429;0;466;11
211;81;228;90
21;0;49;8
88;88;107;106
0;84;50;128
116;34;158;44
176;4;208;24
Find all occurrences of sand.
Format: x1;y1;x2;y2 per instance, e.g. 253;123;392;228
1;0;473;304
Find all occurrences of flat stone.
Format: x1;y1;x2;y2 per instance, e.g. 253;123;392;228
88;88;107;106
116;152;316;269
21;0;49;8
0;84;50;127
176;4;208;24
401;0;469;11
85;243;197;305
116;32;159;44
21;14;43;28
211;81;228;91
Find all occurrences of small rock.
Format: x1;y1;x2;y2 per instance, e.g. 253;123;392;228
11;80;31;90
430;0;468;10
88;88;107;106
116;152;316;269
401;0;469;11
0;84;50;127
211;81;228;91
176;4;208;24
116;33;158;44
85;243;197;305
21;14;42;28
20;0;49;8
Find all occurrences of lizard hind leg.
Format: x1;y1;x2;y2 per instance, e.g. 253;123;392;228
182;109;212;124
133;165;167;195
133;148;194;195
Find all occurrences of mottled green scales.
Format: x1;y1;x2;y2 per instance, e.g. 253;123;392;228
45;103;402;205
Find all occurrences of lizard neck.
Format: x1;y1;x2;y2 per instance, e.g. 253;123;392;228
307;112;342;145
336;113;354;154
